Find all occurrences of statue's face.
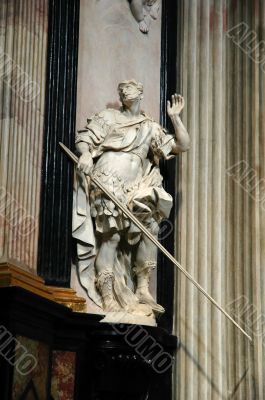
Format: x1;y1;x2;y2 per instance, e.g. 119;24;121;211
119;83;142;106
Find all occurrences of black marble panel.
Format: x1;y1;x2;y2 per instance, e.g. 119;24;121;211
37;0;80;286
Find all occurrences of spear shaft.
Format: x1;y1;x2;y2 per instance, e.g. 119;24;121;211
59;142;252;342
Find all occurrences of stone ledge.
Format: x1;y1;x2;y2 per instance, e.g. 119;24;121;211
0;262;86;312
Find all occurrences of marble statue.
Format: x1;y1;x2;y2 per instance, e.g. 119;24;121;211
73;79;190;325
129;0;160;33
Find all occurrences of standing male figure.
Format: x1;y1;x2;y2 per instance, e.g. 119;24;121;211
73;80;190;322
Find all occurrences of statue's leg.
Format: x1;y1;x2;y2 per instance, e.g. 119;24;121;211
129;0;149;33
134;232;165;314
149;1;160;20
95;232;120;273
129;0;144;22
95;232;121;312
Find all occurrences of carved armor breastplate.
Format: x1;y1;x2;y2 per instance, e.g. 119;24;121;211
130;143;150;165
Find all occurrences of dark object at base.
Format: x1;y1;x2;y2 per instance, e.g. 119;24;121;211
0;287;179;400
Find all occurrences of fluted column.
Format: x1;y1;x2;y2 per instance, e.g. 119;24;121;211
0;0;48;273
174;1;265;399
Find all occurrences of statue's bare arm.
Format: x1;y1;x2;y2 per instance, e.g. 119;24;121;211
167;94;190;153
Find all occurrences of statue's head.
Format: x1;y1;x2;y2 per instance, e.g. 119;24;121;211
118;79;143;106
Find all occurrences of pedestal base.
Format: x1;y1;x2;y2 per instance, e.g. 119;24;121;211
0;287;179;400
100;310;157;327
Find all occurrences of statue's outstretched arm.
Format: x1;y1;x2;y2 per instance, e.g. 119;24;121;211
167;94;190;153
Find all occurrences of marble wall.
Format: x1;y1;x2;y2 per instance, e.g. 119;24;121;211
12;335;50;399
51;351;76;400
72;0;162;311
0;0;48;272
76;0;162;126
174;0;265;399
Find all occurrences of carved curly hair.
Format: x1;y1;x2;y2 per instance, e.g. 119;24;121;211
117;79;143;95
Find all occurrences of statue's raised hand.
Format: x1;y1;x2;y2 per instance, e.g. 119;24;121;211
167;94;185;118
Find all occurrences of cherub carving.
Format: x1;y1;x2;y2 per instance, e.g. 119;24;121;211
129;0;160;34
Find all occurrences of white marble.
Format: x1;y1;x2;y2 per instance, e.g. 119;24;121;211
129;0;160;34
76;0;162;126
73;0;162;314
73;80;189;326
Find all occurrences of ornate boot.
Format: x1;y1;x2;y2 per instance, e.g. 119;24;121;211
134;261;165;314
96;269;121;312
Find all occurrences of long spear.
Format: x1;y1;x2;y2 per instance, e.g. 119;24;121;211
59;142;252;342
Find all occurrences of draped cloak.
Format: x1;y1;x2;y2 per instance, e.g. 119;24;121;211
73;109;176;309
